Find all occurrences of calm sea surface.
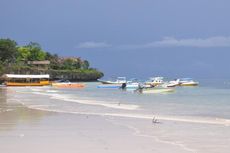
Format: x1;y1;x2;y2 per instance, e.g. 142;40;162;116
2;79;230;121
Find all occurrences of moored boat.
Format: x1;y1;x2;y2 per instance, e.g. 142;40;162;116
125;82;140;90
145;77;164;86
2;74;50;86
140;87;175;94
97;84;122;89
97;77;127;84
121;78;142;90
176;78;199;86
162;80;180;88
52;80;85;88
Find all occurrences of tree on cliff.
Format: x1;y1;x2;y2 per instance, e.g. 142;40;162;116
46;52;60;69
0;38;18;64
17;46;31;62
26;42;46;61
16;42;47;62
81;60;90;69
61;58;81;70
0;38;104;80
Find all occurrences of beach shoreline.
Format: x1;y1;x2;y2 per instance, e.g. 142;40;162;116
1;86;230;153
0;104;191;153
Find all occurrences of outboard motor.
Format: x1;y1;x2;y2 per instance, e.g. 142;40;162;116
121;83;127;89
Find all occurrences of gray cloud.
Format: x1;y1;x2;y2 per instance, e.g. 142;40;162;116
77;37;230;50
76;41;111;49
120;36;230;49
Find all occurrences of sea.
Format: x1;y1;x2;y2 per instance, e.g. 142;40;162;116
4;79;230;120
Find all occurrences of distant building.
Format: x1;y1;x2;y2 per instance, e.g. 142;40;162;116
27;60;50;65
27;60;50;70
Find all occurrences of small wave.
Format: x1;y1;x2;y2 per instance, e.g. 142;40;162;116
31;92;139;110
14;88;230;126
32;89;58;93
31;89;44;92
51;94;139;110
24;104;230;127
0;108;15;113
46;90;59;93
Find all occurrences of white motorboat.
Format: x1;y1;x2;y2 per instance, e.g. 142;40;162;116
97;77;127;84
119;78;142;90
176;78;199;86
162;80;180;88
145;77;164;86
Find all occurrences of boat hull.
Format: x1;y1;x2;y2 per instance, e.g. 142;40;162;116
141;88;175;94
179;82;199;86
97;84;121;89
6;81;50;86
52;83;85;88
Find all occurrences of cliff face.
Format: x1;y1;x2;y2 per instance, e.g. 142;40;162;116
49;69;103;81
1;66;103;81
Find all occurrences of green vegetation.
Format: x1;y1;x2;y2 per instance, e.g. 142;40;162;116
17;42;46;62
0;38;103;81
0;39;18;63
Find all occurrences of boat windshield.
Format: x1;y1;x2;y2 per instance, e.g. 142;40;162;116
117;77;126;81
179;78;193;81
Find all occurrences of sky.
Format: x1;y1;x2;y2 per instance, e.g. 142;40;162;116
1;0;230;79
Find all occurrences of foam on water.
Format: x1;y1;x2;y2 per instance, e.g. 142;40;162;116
23;103;230;126
30;91;140;110
11;85;230;126
46;90;59;93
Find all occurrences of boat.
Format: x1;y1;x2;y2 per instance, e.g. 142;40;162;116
97;77;127;84
140;87;175;94
176;78;199;86
162;80;180;88
2;74;50;86
120;78;142;90
145;77;164;86
52;80;85;88
97;84;122;89
125;82;140;90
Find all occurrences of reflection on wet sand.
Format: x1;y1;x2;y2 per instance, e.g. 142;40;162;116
0;87;52;132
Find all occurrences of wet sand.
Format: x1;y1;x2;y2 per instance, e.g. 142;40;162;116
0;88;189;153
0;104;189;153
0;111;191;153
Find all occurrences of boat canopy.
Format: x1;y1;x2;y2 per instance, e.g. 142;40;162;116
117;77;126;80
149;77;164;81
3;74;50;79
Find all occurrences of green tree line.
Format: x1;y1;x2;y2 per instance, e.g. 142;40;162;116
0;38;103;81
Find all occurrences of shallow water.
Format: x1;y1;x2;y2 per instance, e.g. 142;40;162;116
1;80;230;153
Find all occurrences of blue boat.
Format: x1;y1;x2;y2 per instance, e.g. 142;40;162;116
97;84;122;89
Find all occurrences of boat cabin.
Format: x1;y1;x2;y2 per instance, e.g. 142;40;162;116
2;74;50;86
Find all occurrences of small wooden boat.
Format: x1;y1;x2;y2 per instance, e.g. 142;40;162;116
52;80;85;88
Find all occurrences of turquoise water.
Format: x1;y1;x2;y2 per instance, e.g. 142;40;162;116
5;80;230;122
